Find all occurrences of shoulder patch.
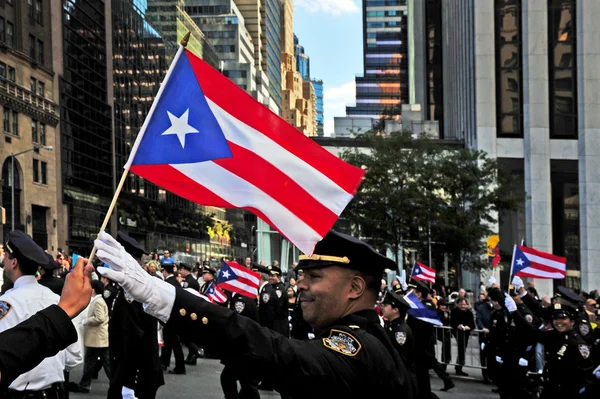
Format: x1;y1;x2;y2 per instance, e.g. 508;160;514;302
578;344;590;359
395;331;407;346
262;293;270;303
0;301;12;320
234;301;245;314
322;329;362;357
579;323;590;336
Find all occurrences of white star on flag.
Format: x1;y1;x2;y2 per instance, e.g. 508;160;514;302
222;270;231;278
161;109;199;148
516;258;524;266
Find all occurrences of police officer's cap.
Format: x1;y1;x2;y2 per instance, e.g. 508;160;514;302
408;279;431;296
5;230;47;268
487;287;505;303
382;291;410;312
551;302;575;319
202;260;210;267
42;252;60;271
252;263;269;274
555;286;585;307
268;265;282;276
116;232;148;258
202;264;217;275
391;280;403;294
179;262;192;271
296;230;396;277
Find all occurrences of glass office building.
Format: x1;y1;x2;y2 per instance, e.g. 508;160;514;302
262;0;282;112
312;79;324;136
294;34;310;80
345;0;408;119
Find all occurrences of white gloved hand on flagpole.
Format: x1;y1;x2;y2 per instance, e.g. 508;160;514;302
504;295;517;313
512;276;524;291
400;269;408;291
95;232;175;322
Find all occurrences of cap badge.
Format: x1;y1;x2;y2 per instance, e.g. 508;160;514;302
322;329;361;357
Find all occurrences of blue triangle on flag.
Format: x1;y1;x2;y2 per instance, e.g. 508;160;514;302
512;246;532;275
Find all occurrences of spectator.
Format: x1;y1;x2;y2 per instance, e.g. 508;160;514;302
584;298;597;324
378;279;388;302
151;252;160;262
475;293;493;384
162;250;171;261
287;277;297;293
479;281;486;295
436;299;452;370
71;280;111;393
450;297;475;377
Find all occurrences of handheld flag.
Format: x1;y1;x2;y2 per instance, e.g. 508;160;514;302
205;281;227;304
411;261;436;284
487;235;501;267
510;245;566;279
217;261;260;298
404;291;442;326
124;47;365;255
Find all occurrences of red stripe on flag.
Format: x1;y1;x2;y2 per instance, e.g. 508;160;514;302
519;246;567;264
184;50;365;195
213;142;338;236
524;263;567;275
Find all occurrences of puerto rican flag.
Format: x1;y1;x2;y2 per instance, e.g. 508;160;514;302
404;291;442;326
125;46;364;255
204;281;227;304
217;261;260;298
511;245;567;279
411;261;436;283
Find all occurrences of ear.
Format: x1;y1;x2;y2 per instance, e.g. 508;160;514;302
348;274;366;299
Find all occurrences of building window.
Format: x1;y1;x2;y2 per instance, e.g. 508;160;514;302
12;111;18;135
32;119;38;142
33;159;39;183
426;0;444;137
495;0;523;138
548;0;577;139
0;18;4;43
37;40;44;65
39;123;46;145
6;22;14;48
41;161;47;185
29;35;36;60
0;62;5;79
38;81;45;97
28;0;34;21
3;108;9;132
7;67;15;82
31;78;37;93
35;0;43;24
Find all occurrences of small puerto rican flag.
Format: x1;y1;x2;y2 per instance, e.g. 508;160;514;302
411;261;436;284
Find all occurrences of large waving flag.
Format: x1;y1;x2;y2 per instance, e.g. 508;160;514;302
124;46;364;255
404;291;442;326
204;281;227;304
411;261;436;283
217;261;260;298
511;245;566;279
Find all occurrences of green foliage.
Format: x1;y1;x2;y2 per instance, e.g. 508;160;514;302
340;130;520;278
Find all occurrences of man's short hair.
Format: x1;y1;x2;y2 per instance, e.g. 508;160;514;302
91;280;104;295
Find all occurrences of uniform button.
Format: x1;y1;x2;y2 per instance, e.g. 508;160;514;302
190;313;198;321
202;317;208;325
179;308;187;316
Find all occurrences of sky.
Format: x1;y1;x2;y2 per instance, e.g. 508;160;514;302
292;0;363;136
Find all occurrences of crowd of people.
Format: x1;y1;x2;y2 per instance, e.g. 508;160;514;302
0;229;598;399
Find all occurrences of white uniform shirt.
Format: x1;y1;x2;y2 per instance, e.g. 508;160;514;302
0;275;82;391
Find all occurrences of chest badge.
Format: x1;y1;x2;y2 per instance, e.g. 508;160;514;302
323;329;362;357
578;344;590;359
0;301;12;320
262;293;270;303
395;331;407;346
234;301;245;314
557;345;567;357
579;323;590;336
276;289;282;298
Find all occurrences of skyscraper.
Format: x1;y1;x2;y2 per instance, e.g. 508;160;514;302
344;0;408;120
311;79;324;136
261;0;283;113
294;34;310;80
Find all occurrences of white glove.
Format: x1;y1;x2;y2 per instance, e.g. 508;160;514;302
488;276;497;286
512;276;524;290
504;295;517;313
496;356;503;364
95;232;175;322
481;342;485;351
593;365;600;379
308;333;315;340
122;386;137;399
518;358;528;367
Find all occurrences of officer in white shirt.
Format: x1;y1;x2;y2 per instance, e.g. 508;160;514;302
0;230;82;398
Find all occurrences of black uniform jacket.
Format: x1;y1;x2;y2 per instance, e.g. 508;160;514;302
38;274;65;296
183;274;200;292
0;305;76;390
170;287;415;398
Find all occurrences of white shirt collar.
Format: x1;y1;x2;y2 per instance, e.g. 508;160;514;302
259;281;268;291
90;294;102;304
14;275;38;289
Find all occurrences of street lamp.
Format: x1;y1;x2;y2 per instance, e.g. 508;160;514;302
10;145;53;231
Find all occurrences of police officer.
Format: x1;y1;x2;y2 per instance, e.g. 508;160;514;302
179;262;200;292
0;257;93;391
100;271;118;314
96;230;416;397
381;291;416;378
159;260;186;375
38;253;65;295
507;294;595;398
0;231;82;398
268;264;289;337
406;280;453;396
289;269;314;340
199;261;217;296
555;286;594;343
255;264;278;331
106;232;165;399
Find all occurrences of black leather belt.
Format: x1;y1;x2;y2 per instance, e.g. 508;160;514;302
5;383;63;399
